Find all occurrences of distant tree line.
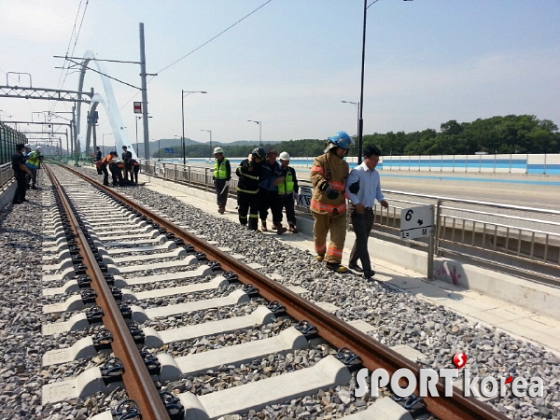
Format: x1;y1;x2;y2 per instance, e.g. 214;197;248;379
154;115;560;158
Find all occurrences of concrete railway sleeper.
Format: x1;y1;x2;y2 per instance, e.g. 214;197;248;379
35;164;512;420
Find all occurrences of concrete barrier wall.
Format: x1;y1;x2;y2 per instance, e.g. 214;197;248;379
164;153;560;175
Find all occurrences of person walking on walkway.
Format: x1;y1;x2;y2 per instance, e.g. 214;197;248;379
236;147;265;231
310;131;352;273
212;147;231;214
12;144;32;204
278;152;299;233
346;145;388;280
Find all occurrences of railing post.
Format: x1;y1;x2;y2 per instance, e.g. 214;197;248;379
426;204;436;280
434;199;442;257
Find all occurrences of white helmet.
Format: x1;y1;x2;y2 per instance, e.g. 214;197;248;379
213;147;224;154
279;151;290;161
36;146;42;152
24;144;31;149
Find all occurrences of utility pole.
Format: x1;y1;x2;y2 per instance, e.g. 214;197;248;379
139;23;150;160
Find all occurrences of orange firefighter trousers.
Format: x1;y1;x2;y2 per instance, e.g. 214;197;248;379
312;210;347;264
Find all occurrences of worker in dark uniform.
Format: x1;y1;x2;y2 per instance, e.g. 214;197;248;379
95;147;103;174
258;149;287;234
12;143;32;204
129;158;140;184
121;146;132;182
236;147;265;231
212;147;231;214
110;155;124;186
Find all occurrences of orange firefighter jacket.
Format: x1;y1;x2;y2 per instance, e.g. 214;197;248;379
310;151;349;214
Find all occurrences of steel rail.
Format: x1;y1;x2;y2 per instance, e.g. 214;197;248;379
62;165;510;420
45;165;171;420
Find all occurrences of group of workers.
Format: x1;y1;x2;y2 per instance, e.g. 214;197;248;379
11;143;44;205
213;146;299;235
95;145;140;186
212;130;388;278
9;133;386;278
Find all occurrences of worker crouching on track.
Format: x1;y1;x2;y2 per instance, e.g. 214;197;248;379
310;131;352;273
236;147;265;231
129;158;140;184
100;151;117;186
112;157;125;186
212;147;231;214
278;151;299;233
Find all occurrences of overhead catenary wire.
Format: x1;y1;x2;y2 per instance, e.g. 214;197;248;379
117;0;274;112
51;0;90;113
155;0;273;75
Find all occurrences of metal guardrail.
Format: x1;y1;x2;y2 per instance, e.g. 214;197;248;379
142;161;560;284
375;192;560;282
0;162;13;190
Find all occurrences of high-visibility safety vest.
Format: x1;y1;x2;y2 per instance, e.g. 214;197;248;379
278;169;295;195
214;158;229;179
26;151;41;168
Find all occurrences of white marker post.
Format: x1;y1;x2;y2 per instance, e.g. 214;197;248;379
400;205;435;279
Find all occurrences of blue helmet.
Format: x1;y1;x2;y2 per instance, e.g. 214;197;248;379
328;131;354;150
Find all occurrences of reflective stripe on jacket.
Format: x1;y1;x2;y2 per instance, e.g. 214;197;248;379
26;151;41;168
310;152;349;214
236;159;261;194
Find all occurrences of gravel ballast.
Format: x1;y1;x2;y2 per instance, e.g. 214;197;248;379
0;166;558;420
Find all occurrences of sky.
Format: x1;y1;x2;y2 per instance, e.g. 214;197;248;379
0;0;559;152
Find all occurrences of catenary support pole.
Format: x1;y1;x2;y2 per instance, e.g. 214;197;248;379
139;23;150;160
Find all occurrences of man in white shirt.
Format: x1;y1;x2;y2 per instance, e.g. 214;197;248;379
345;145;388;279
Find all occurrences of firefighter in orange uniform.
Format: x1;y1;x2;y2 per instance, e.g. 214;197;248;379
310;131;353;273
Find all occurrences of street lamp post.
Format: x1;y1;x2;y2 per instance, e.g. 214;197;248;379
201;129;212;158
357;0;413;164
181;90;207;165
341;101;360;156
247;120;262;146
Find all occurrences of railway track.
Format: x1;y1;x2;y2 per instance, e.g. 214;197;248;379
38;164;511;420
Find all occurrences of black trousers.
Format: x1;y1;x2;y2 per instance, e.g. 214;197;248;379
349;206;375;275
131;166;140;183
258;189;282;225
12;173;27;203
101;164;109;185
109;164;123;186
237;192;259;230
123;165;131;181
214;179;229;207
279;193;296;225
